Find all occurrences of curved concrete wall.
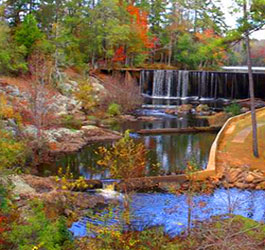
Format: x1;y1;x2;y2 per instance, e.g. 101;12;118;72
206;107;265;174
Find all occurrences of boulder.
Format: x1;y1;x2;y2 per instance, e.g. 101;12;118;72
119;115;138;122
23;125;38;138
165;109;177;115
196;104;209;113
234;182;249;189
9;175;37;197
5;85;20;97
240;107;250;113
207;112;229;127
178;104;193;114
245;174;255;183
90;77;107;97
225;168;243;183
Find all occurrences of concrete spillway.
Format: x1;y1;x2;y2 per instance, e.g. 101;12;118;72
140;70;265;100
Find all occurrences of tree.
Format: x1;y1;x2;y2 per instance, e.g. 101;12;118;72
14;14;43;55
244;0;259;157
0;6;27;74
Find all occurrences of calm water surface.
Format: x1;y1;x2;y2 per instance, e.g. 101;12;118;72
38;109;216;178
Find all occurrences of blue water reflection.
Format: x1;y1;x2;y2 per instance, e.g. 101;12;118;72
69;188;265;238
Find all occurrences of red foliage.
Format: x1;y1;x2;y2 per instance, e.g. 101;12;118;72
251;46;265;59
113;46;126;62
112;4;159;62
126;4;152;48
13;82;58;130
0;216;7;245
196;29;218;43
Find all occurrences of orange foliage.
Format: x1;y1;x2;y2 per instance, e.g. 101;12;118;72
196;29;227;65
112;46;126;62
49;142;58;151
126;5;155;49
195;29;218;43
112;4;158;62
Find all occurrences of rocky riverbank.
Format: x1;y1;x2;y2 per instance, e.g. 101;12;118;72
1;174;118;222
215;166;265;190
0;75;121;159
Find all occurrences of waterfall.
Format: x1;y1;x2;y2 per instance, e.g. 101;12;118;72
140;69;265;100
165;71;173;97
181;71;189;98
201;71;207;98
140;71;144;94
177;71;182;97
152;70;165;97
210;73;214;98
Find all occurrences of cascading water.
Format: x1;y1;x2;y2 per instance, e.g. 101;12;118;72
181;71;189;98
140;70;265;100
165;70;173;97
152;70;165;97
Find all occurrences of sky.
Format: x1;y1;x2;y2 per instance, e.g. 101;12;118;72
219;0;265;40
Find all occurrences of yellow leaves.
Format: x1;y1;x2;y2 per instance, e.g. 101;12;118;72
56;166;89;191
74;80;97;111
0;94;22;124
0;129;26;170
31;242;44;250
95;130;147;180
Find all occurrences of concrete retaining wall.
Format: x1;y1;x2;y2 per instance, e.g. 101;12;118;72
206;107;265;174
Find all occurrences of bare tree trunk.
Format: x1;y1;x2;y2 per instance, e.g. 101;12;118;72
244;1;259;158
168;35;173;66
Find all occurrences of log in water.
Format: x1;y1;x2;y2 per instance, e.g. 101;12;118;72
137;126;220;135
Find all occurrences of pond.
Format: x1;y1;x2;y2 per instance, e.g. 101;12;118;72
69;188;265;238
38;109;216;179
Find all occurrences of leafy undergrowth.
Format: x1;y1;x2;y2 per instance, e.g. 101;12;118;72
0;185;75;250
76;215;265;250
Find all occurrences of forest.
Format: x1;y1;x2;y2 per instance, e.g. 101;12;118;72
0;0;265;75
0;0;265;249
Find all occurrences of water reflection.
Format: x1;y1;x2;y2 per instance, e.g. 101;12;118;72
38;132;216;178
69;188;265;238
37;110;216;178
143;133;216;173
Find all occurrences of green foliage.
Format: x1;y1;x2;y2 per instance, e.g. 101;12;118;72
6;200;74;250
74;80;97;112
14;14;43;55
0;0;264;71
173;33;200;69
80;226;181;250
0;21;27;74
224;102;241;116
0;130;26;170
97;130;147;179
107;103;121;117
60;114;82;130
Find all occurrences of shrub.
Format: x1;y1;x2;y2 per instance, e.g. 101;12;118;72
96;130;146;180
107;103;121;117
0;130;26;170
224;102;241;116
60;114;82;130
78;227;180;250
98;74;143;114
6;200;74;250
74;80;97;112
0;94;22;127
55;166;89;191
